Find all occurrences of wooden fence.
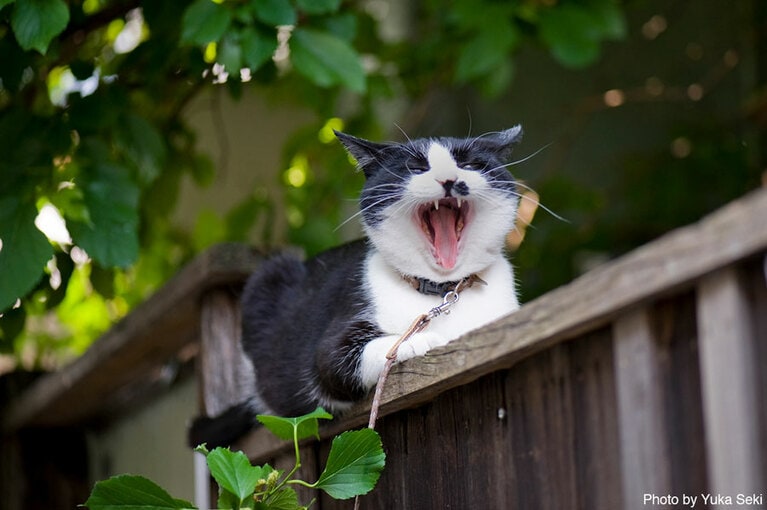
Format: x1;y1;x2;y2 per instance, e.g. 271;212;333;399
209;188;767;509
2;188;765;509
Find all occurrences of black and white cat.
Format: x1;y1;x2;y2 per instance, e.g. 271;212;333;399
189;126;524;447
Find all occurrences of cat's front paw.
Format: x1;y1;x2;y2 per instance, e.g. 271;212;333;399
396;331;448;362
358;332;449;389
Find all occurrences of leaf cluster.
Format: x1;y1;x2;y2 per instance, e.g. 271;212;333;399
83;408;386;510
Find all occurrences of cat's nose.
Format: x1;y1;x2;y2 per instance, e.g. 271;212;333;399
440;179;469;197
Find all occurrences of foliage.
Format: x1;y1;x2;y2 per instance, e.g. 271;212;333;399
0;0;628;367
83;407;386;509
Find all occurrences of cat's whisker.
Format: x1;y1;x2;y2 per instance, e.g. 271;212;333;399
393;123;415;145
336;190;410;231
485;143;552;173
472;171;568;224
509;188;569;224
334;210;365;232
363;182;405;193
506;143;553;167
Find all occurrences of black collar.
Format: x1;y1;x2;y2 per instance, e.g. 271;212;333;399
402;274;486;296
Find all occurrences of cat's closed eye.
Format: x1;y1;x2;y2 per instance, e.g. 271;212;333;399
407;157;429;174
459;161;483;171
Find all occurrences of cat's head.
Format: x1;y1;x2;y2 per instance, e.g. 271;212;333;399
336;127;523;281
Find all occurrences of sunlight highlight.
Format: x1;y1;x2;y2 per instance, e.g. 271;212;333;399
284;154;309;188
35;203;72;245
319;117;344;144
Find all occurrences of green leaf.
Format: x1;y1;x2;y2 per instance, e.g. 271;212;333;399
455;25;518;83
83;474;196;510
538;5;603;68
318;13;357;42
218;34;243;74
206;447;265;504
181;0;232;45
67;164;140;268
0;197;53;312
264;487;299;509
478;58;515;99
10;0;69;54
289;28;366;93
314;428;385;500
0;0;17;10
250;0;296;26
117;114;167;187
591;1;627;40
0;305;26;350
257;407;333;441
240;27;278;71
216;487;239;510
296;0;340;15
51;185;90;224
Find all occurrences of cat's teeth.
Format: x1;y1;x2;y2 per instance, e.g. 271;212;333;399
434;200;440;210
457;197;462;208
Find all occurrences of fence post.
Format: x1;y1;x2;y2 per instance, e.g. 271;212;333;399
697;267;763;502
196;287;253;509
199;288;253;417
614;308;672;509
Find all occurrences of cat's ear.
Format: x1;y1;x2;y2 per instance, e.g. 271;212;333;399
477;125;523;160
334;130;390;177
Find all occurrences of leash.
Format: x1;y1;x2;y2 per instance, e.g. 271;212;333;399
354;275;479;510
367;274;479;429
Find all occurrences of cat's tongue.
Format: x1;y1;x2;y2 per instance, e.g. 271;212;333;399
429;207;459;269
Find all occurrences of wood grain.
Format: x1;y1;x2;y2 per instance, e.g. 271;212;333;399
697;266;764;499
200;289;252;417
614;308;671;509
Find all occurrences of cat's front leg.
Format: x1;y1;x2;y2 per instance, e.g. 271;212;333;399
358;331;448;388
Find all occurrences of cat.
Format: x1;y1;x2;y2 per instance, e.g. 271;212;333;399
188;126;524;447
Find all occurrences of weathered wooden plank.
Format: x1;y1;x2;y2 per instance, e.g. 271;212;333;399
239;188;767;460
614;308;671;509
697;267;764;501
569;329;622;510
652;294;708;496
0;244;262;431
199;289;252;417
744;257;767;473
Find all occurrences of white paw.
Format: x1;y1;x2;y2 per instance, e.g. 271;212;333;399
358;332;449;389
396;331;448;361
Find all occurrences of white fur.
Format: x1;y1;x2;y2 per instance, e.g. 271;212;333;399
358;139;520;388
363;141;518;282
358;251;518;387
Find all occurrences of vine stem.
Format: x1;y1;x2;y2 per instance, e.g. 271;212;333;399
269;423;303;496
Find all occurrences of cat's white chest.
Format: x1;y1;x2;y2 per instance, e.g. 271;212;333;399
364;251;519;342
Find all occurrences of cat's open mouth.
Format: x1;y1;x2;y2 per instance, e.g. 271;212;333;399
417;197;469;270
